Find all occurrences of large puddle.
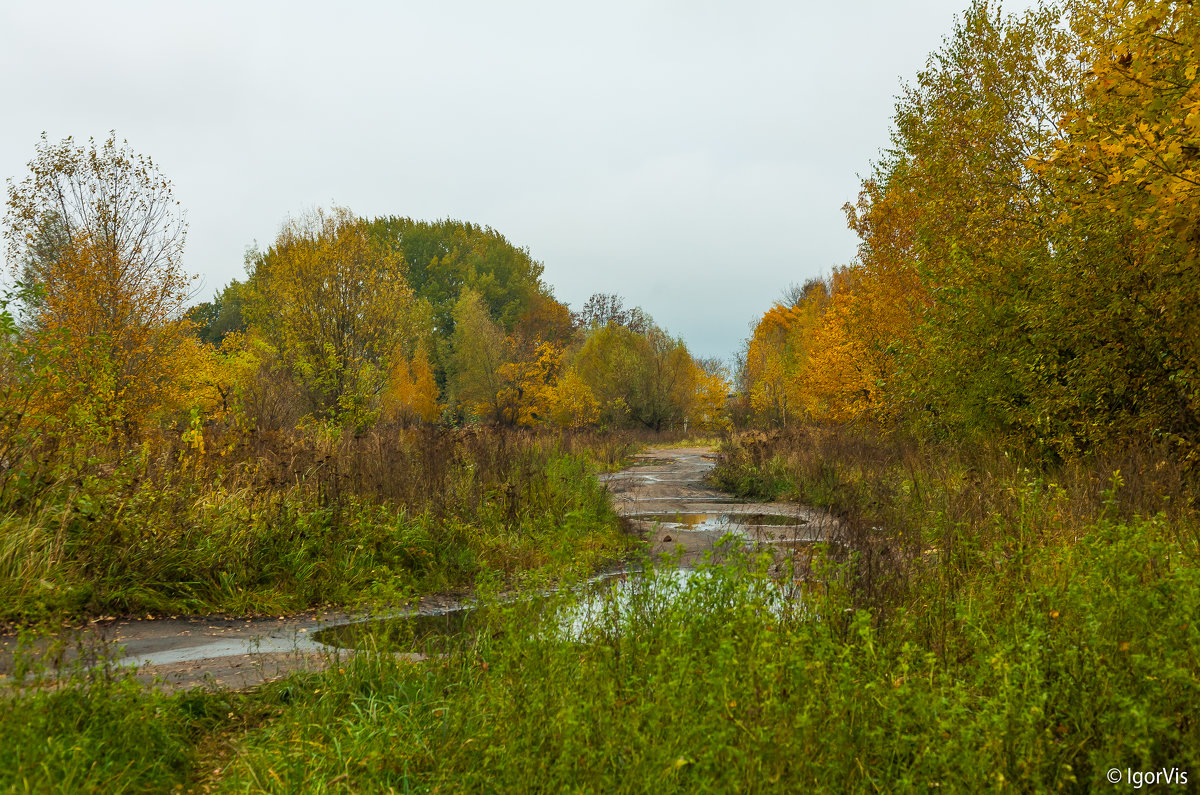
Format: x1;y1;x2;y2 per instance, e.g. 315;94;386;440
314;568;800;652
314;609;480;653
628;512;818;541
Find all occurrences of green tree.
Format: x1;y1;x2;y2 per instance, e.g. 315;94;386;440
574;320;697;431
366;217;556;334
188;278;248;345
447;289;511;423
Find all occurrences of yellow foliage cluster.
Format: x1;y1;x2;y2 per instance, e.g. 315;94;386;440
743;0;1200;457
490;342;562;428
383;346;441;426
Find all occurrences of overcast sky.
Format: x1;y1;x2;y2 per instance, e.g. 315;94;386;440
0;0;1028;363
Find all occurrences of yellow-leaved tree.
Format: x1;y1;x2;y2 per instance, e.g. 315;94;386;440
382;345;442;425
689;363;731;432
3;133;195;436
741;283;828;425
246;206;430;429
547;367;600;429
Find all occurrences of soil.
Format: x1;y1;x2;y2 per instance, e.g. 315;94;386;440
1;445;830;692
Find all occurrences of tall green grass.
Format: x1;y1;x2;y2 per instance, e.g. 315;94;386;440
10;515;1190;793
201;525;1197;791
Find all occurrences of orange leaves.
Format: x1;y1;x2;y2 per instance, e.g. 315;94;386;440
742;180;925;426
800;262;922;424
4;133;197;435
383;346;442;426
741;291;831;425
753;0;1200;455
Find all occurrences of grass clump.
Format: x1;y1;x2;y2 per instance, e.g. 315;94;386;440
0;666;280;794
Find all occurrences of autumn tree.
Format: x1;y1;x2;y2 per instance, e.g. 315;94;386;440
690;358;731;432
788;2;1072;437
446;289;565;426
1025;0;1200;453
867;0;1200;453
2;133;196;433
800;178;927;424
382;345;442;425
494;342;563;427
765;0;1200;458
547;367;600;429
447;289;512;423
246;207;429;427
363;216;577;412
574;320;701;431
514;290;575;350
741;290;830;425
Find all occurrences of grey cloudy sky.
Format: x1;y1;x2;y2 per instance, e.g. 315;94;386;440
1;0;1022;362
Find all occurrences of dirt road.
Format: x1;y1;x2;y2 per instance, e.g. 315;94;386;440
603;446;832;567
1;445;826;691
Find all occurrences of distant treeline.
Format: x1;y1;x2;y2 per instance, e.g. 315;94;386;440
189;214;728;434
1;133;728;451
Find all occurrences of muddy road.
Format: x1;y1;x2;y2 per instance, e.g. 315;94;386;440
2;446;828;692
604;445;831;567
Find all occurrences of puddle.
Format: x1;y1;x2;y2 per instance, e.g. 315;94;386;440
310;569;650;652
618;496;751;504
314;609;482;653
309;570;702;651
117;634;326;667
558;568;697;640
629;512;808;530
315;568;803;652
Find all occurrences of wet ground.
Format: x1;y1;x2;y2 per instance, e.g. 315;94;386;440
602;446;834;567
0;595;464;691
1;446;831;691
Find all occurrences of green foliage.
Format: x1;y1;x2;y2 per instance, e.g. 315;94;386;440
188;279;248;345
0;676;196;793
364;216;557;347
575;322;697;431
6;425;1199;792
33;521;1187;793
447;288;511;422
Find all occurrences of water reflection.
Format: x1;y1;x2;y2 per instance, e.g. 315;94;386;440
313;565;803;652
